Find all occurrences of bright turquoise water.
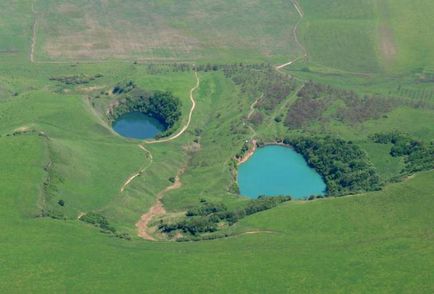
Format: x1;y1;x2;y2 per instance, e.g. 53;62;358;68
238;145;326;199
112;112;166;139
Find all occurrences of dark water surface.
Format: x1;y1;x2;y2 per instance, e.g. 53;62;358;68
112;112;165;139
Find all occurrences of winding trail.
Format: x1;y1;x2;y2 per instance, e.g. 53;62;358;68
247;94;263;120
30;1;38;63
276;0;307;70
119;71;199;193
136;167;185;240
146;71;200;144
120;145;153;192
116;71;199;240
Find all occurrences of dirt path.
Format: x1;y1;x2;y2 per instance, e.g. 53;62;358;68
237;140;257;165
146;71;200;144
276;0;307;71
247;94;263;120
126;71;199;238
118;71;198;193
30;1;38;63
239;230;275;236
120;144;152;192
136;167;185;240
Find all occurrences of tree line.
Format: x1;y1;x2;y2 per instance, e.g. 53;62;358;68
159;196;292;241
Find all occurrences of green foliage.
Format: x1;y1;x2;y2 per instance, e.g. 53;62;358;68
288;136;382;195
244;196;292;215
159;197;291;239
1;0;434;288
49;74;103;85
222;64;297;112
79;212;116;233
235;142;250;160
186;202;227;217
370;132;434;173
285;81;398;129
109;88;182;130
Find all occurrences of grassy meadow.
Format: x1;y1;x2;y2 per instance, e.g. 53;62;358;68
298;0;434;74
32;0;301;64
0;0;433;292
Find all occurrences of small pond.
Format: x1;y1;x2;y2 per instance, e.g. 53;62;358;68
237;145;326;199
112;111;166;140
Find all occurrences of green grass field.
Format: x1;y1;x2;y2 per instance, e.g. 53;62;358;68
0;0;433;292
31;0;301;64
299;0;434;74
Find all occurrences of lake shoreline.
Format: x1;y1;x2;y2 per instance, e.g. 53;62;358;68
237;139;257;165
237;141;297;166
237;144;327;199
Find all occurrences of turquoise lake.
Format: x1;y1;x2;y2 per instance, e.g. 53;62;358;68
112;112;166;139
237;145;326;199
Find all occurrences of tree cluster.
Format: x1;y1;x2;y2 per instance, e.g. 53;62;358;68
109;84;182;131
79;212;131;240
222;64;296;112
370;132;434;173
285;81;398;129
159;196;291;240
285;96;327;129
286;136;382;195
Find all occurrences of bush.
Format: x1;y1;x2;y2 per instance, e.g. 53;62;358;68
370;132;434;173
49;74;103;85
186;202;227;217
108;89;182;131
289;136;382;195
79;212;116;233
222;64;296;112
159;197;292;238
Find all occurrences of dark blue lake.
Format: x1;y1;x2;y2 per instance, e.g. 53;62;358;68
237;145;326;199
112;112;166;139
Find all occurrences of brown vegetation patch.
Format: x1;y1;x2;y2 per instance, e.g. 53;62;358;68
284;81;400;129
285;97;328;129
42;3;201;60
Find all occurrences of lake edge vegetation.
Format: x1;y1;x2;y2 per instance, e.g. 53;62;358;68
106;81;182;138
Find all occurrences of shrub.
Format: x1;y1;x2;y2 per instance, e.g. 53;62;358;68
370;132;434;173
159;197;292;238
108;89;182;131
79;212;116;233
289;136;382;195
186;202;227;217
